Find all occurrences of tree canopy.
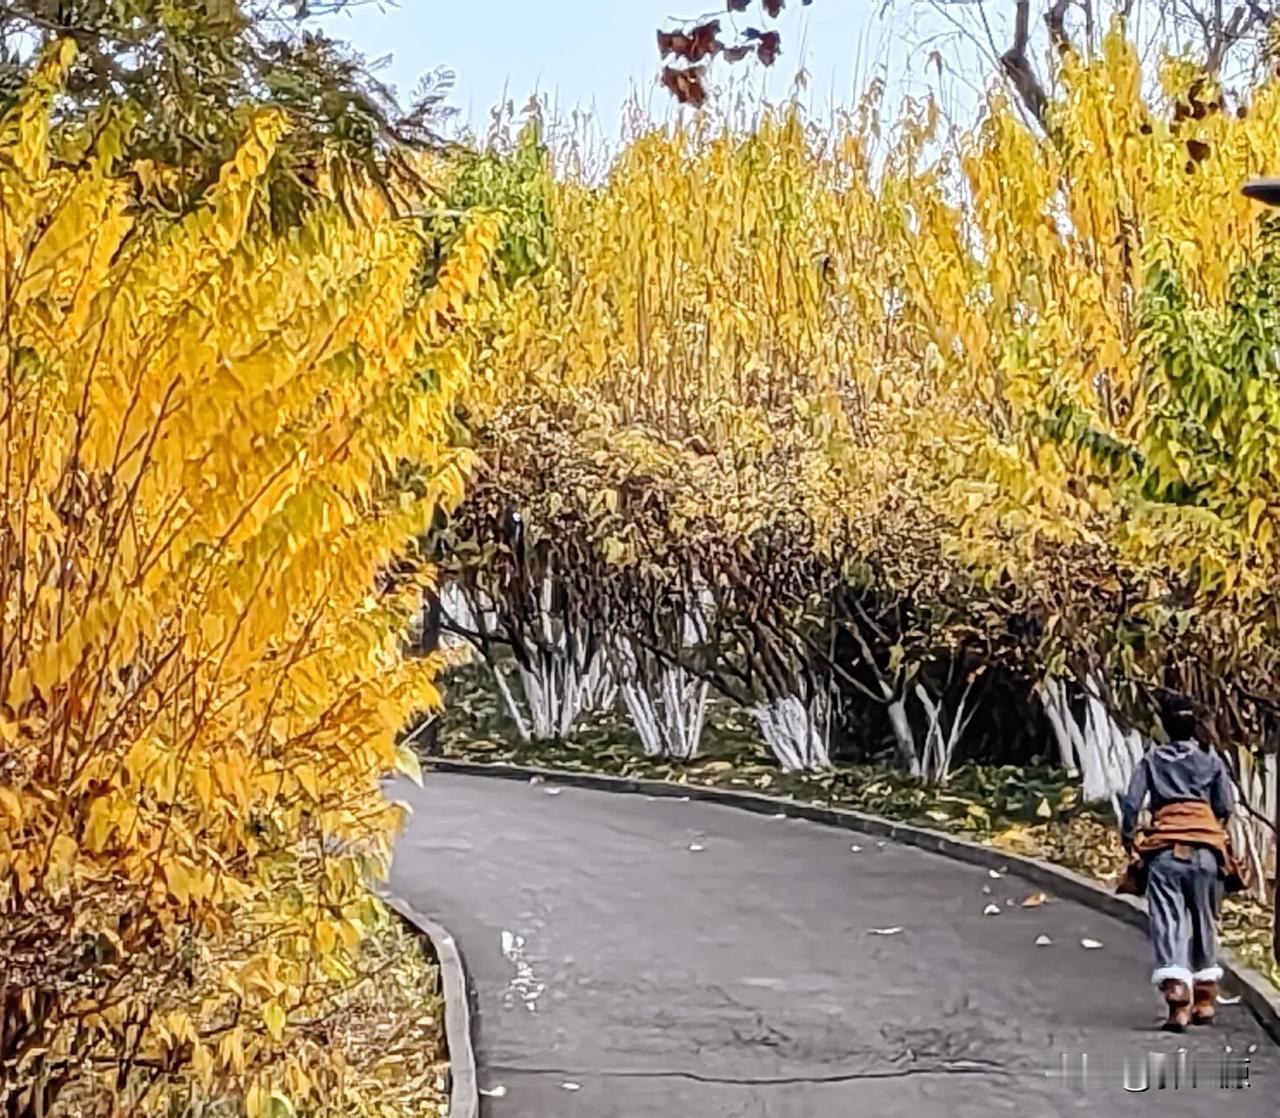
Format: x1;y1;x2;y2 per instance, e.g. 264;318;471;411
0;0;455;214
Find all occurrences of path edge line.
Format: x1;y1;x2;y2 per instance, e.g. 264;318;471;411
379;888;479;1118
426;756;1280;1047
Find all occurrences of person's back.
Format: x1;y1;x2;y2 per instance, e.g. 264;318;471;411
1120;739;1232;842
1117;692;1235;1032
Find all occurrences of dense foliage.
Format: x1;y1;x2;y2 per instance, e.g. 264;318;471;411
8;9;1280;1113
0;0;454;217
0;44;496;1117
427;26;1279;914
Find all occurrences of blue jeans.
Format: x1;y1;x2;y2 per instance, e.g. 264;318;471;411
1146;846;1223;986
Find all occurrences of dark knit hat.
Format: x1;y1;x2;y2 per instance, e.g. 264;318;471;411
1155;689;1197;741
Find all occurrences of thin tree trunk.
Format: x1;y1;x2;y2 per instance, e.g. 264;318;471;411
887;696;920;777
751;692;832;772
1039;677;1081;776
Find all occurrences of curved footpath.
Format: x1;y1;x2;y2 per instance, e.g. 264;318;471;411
389;772;1280;1117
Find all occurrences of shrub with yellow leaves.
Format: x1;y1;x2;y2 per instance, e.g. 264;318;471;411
438;28;1280;849
0;45;498;1117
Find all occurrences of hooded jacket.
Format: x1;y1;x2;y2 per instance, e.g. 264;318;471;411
1113;740;1246;897
1118;740;1234;848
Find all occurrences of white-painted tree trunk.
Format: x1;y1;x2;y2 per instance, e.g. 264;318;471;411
618;664;710;760
1079;688;1114;805
444;579;616;742
913;678;978;785
436;583;482;656
1038;677;1082;777
612;595;713;759
1227;749;1278;901
1039;675;1141;808
1067;676;1141;806
750;691;833;772
886;696;921;777
502;643;616;741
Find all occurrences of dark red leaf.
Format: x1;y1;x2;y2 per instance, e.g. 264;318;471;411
727;0;750;10
657;30;690;59
757;30;781;66
659;21;722;62
723;45;752;62
661;65;708;107
763;0;785;16
686;20;724;62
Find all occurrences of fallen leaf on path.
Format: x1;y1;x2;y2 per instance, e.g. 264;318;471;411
688;843;705;852
875;841;886;848
982;884;992;895
529;776;544;785
1035;934;1053;946
1080;938;1104;949
868;926;903;936
988;868;1003;879
560;1082;582;1091
926;810;950;823
1022;892;1049;908
544;787;562;796
1218;994;1242;1005
1036;797;1053;818
850;844;863;853
983;903;1001;915
773;812;787;819
480;1086;507;1098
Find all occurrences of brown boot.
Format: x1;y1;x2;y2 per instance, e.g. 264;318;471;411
1160;979;1192;1032
1192;980;1219;1025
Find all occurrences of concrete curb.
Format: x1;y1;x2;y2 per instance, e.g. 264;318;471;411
379;890;479;1118
427;756;1280;1047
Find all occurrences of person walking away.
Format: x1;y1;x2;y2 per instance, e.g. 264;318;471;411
1116;692;1244;1032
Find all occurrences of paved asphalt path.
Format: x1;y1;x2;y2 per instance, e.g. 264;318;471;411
389;773;1280;1117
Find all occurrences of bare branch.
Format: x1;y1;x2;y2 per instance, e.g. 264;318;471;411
1000;0;1052;124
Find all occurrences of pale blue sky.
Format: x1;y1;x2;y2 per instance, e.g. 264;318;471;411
321;1;994;142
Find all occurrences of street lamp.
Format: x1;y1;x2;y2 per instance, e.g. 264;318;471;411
1243;179;1280;205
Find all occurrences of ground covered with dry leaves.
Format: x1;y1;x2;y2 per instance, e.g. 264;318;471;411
46;902;450;1118
436;666;1278;993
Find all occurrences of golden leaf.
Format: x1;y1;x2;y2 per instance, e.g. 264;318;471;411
261;1000;287;1041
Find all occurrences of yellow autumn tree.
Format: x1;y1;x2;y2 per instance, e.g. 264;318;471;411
441;30;1280;800
0;44;498;1117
